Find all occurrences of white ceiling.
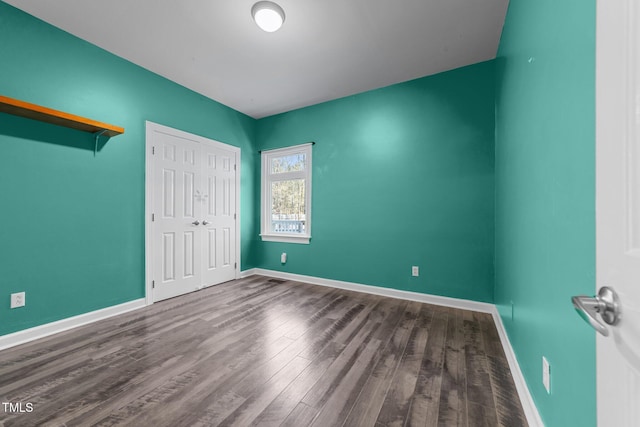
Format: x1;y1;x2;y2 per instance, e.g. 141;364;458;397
5;0;509;119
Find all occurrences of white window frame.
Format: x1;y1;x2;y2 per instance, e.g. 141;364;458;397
260;143;312;244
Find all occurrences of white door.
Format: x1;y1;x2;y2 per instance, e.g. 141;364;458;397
594;0;640;425
152;131;202;301
201;141;237;286
147;122;239;302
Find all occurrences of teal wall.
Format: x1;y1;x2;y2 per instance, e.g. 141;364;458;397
255;62;496;303
0;2;258;336
494;0;596;426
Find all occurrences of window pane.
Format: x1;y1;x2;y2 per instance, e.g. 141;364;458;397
271;179;305;234
271;153;306;174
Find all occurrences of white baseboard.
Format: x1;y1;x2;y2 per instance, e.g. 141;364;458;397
491;310;545;427
242;267;544;427
240;268;258;278
246;268;495;313
0;298;147;352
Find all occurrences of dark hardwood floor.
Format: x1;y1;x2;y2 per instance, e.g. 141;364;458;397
0;276;527;427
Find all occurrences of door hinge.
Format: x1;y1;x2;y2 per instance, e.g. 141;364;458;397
234;262;237;269
152;280;155;289
234;213;236;220
152;146;155;155
234;164;237;171
152;213;155;222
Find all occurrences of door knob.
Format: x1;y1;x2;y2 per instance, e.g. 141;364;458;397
202;220;210;225
572;286;621;336
192;220;200;226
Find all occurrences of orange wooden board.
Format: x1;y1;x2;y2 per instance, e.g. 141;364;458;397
0;95;124;137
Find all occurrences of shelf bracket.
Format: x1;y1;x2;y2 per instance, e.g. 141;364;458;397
94;129;108;156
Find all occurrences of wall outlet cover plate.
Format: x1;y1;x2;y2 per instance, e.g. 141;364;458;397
10;292;25;309
542;356;551;394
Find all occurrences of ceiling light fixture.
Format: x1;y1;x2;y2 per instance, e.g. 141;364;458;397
251;1;285;33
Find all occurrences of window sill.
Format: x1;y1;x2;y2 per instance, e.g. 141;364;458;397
260;234;311;244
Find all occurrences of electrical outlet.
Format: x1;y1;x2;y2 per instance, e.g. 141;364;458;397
10;292;25;309
542;356;551;394
411;266;419;277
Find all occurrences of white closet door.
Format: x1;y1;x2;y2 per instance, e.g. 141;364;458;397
152;131;202;302
201;142;237;286
147;122;239;303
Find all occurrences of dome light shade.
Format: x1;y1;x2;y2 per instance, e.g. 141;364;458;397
252;1;285;32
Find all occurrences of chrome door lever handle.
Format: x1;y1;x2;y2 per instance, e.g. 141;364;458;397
202;221;210;225
572;286;621;336
192;220;200;226
572;295;609;336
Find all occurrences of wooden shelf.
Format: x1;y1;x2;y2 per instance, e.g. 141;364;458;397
0;95;124;137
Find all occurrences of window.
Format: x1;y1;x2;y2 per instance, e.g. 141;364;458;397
261;143;312;244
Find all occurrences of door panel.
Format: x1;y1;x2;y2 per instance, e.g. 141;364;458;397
207;175;216;216
596;0;640;424
207;229;216;269
152;132;202;301
162;169;175;217
162;232;175;282
223;227;230;266
201;143;236;286
183;172;195;218
184;230;195;278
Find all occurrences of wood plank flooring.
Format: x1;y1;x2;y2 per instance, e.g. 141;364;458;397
0;276;527;427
